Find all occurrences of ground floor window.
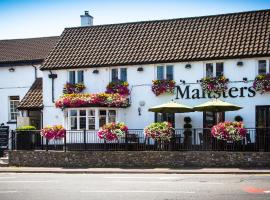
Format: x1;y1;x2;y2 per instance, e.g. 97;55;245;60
67;108;117;130
203;111;224;128
9;96;20;121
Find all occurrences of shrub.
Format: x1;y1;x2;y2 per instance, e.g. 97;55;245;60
184;116;191;123
41;125;66;140
144;121;174;141
234;115;243;122
16;125;36;131
97;122;128;141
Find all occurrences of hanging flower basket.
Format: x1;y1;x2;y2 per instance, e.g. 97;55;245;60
97;122;128;141
41;125;66;140
253;73;270;94
106;81;130;96
55;93;130;109
200;76;229;94
144;122;174;141
63;83;86;94
151;80;176;96
211;121;247;142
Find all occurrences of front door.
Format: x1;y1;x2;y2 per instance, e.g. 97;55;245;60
256;106;270;151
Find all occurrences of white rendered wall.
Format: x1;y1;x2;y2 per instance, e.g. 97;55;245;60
42;57;270;130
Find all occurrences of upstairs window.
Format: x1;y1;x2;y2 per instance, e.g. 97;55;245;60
68;70;84;84
205;62;224;77
258;60;268;75
111;68;127;82
156;65;174;80
9;96;20;121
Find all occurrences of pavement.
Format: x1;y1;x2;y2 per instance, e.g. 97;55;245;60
0;173;269;200
0;167;270;174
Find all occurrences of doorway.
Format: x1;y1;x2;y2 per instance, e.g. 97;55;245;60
203;111;225;128
256;106;270;151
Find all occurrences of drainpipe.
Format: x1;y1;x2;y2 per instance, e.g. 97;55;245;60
48;70;57;103
32;64;37;79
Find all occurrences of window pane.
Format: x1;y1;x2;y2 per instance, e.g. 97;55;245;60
166;65;174;80
157;66;164;80
99;110;106;116
77;70;84;83
88;110;95;116
69;71;76;84
79;117;86;129
70;110;77;117
216;62;224;77
258;60;267;75
120;68;127;82
99;110;106;128
71;118;77;130
206;63;214;77
108;110;116;123
111;69;118;82
79;110;86;116
88;117;95;130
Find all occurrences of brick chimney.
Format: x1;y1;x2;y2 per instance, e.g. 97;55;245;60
80;11;93;26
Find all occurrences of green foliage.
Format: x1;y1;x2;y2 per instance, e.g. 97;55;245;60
16;125;36;131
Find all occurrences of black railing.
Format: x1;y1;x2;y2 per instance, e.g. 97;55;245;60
9;128;270;152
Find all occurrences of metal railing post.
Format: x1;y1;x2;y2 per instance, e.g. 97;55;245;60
46;139;48;152
64;132;67;152
83;129;86;150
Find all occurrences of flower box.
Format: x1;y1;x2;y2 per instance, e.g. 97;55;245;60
211;121;247;142
97;122;128;141
253;73;270;94
55;93;130;109
200;76;228;94
41;125;66;140
106;81;130;96
63;83;85;94
152;80;176;96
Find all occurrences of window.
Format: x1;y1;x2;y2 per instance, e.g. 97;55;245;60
156;65;174;80
258;60;267;75
68;70;84;84
68;108;117;130
9;96;19;121
111;68;127;82
205;62;223;77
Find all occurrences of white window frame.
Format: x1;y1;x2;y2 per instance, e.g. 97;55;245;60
67;108;118;130
8;96;20;122
67;70;84;84
256;59;270;75
204;61;224;77
155;64;174;80
110;67;127;82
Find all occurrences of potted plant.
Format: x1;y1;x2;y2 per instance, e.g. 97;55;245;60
16;125;37;150
106;81;130;96
144;122;174;150
151;80;176;96
234;115;243;122
200;76;229;94
253;73;270;94
63;83;86;94
41;125;66;140
97;122;128;141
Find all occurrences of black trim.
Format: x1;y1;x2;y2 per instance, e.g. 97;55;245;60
7;121;17;124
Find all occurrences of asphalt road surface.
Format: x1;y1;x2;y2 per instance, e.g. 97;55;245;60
0;173;269;200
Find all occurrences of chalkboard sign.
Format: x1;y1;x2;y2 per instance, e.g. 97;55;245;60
0;126;9;150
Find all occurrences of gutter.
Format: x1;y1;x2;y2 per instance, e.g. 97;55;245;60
48;70;57;103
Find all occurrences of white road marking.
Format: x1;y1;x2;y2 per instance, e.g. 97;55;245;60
0;191;18;193
264;191;270;193
104;176;159;179
0;180;58;183
108;180;222;185
0;177;16;179
80;190;195;194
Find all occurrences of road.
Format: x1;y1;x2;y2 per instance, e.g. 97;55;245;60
0;173;269;200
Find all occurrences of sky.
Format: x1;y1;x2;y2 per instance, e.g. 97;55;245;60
0;0;270;39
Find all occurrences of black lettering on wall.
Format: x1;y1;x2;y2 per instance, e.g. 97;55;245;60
228;87;239;98
175;85;190;99
239;87;248;97
248;86;256;97
191;89;200;99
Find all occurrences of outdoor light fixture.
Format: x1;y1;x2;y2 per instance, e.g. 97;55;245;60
137;67;144;72
185;64;192;69
8;67;15;72
93;69;99;74
237;61;243;66
138;107;142;116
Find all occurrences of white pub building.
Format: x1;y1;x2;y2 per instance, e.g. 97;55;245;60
40;9;270;133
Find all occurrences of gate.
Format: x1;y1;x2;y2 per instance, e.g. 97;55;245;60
0;125;9;157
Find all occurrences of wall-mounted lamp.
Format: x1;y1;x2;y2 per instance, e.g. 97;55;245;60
8;67;15;72
243;77;248;82
137;67;144;72
93;69;99;74
138;107;141;116
237;61;243;66
179;79;186;84
185;64;192;69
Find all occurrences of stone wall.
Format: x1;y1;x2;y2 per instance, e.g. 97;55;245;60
8;151;270;168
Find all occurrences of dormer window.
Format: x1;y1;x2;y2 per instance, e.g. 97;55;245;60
257;60;270;75
68;70;84;84
205;62;223;77
156;65;174;80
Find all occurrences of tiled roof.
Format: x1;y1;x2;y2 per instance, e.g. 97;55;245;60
41;9;270;70
0;36;59;65
17;78;43;110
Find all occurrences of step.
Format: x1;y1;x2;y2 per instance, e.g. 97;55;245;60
0;157;9;166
